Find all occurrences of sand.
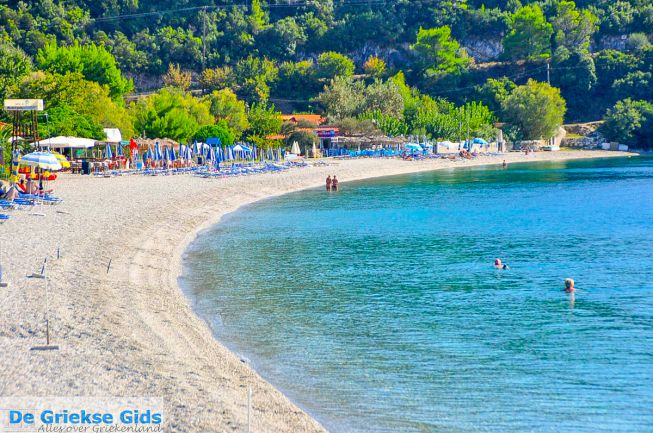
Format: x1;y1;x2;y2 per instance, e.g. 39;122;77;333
0;150;633;432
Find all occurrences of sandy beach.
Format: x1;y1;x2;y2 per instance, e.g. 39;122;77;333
0;150;634;432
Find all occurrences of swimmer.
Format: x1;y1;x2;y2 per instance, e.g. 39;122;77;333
494;258;509;269
565;278;575;293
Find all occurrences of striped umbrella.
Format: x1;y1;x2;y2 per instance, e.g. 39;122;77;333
19;152;62;171
116;143;124;157
104;143;113;159
52;152;71;168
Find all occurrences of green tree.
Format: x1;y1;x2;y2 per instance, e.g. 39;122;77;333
234;56;279;104
475;77;517;113
18;71;134;138
0;41;32;102
258;17;307;60
316;52;355;80
552;1;597;51
248;0;268;34
411;26;471;77
245;103;282;144
594;50;641;92
194;121;236;145
501;79;567;140
503;5;553;60
35;41;133;100
200;66;236;92
612;71;653;101
316;76;366;121
276;60;319;97
130;88;213;142
362;79;405;119
204;89;249;138
601;98;653;147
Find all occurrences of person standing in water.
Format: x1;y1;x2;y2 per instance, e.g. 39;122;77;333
565;278;575;293
326;175;332;192
332;175;339;192
502;160;507;168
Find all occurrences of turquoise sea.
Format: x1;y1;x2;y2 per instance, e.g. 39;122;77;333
181;156;653;433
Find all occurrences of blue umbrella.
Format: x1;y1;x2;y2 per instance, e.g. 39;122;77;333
104;143;113;159
171;147;177;161
116;143;123;157
473;137;488;145
154;142;162;161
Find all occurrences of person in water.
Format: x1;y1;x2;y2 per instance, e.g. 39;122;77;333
565;278;575;293
502;160;507;168
326;175;332;192
332;175;339;192
494;258;509;269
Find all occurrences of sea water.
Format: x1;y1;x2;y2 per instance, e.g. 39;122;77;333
181;156;653;432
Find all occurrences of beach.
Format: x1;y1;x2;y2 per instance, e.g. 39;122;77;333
0;150;633;432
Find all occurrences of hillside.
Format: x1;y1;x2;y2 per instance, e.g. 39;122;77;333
1;0;652;149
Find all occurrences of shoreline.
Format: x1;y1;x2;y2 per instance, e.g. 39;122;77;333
0;150;635;432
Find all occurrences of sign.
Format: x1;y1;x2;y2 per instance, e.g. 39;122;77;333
317;129;337;138
3;99;44;111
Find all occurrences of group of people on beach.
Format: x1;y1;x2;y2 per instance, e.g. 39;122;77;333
326;175;339;192
495;258;576;293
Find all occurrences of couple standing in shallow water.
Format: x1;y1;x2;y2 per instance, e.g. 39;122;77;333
326;175;339;192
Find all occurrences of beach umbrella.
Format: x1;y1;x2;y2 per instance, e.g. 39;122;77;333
104;143;113;159
291;141;301;154
51;152;70;168
405;143;423;152
227;146;234;161
19;152;62;171
473;137;488;145
171;146;177;161
116;142;124;157
154;142;163;161
312;142;317;158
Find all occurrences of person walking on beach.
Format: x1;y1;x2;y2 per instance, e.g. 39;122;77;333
326;175;332;192
332;175;339;192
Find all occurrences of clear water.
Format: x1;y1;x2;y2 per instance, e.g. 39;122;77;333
181;157;653;433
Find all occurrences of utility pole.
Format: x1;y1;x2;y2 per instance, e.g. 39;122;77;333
202;7;207;71
546;61;550;85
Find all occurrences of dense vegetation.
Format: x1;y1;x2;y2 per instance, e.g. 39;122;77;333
0;0;652;147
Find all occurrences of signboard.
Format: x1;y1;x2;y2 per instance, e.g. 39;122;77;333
3;99;44;111
317;129;337;138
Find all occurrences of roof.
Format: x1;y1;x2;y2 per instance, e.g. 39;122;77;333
282;114;326;125
265;134;287;140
